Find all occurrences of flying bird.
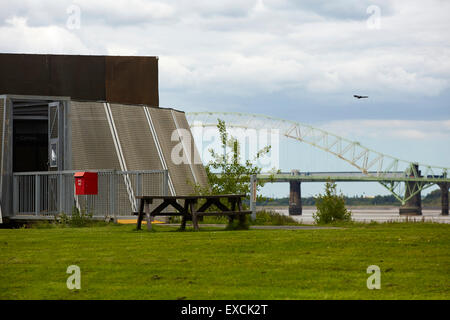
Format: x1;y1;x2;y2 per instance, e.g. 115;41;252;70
354;95;369;99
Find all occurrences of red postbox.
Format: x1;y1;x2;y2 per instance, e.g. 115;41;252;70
74;172;98;195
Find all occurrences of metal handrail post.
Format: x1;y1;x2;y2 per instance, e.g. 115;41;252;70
59;172;64;214
110;171;116;220
136;172;142;200
163;170;169;196
13;175;19;216
35;174;40;216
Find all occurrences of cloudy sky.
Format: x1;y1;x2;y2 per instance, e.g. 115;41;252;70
1;0;449;196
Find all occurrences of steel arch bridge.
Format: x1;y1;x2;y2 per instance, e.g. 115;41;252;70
186;111;450;205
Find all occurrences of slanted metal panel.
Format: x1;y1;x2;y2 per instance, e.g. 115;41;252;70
110;104;175;214
173;110;209;188
70;101;121;170
109;104;163;171
103;102;136;213
143;106;175;196
149;108;197;195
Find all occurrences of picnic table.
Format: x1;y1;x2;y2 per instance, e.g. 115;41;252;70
135;194;252;231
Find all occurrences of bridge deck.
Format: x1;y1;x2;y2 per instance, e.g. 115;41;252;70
256;172;450;183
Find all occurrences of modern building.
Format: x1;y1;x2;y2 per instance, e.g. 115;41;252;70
0;53;208;223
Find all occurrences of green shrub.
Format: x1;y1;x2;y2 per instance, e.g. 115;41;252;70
57;207;94;227
28;221;57;229
313;181;351;224
252;210;299;226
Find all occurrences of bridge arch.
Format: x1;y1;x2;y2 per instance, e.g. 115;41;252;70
186;111;449;204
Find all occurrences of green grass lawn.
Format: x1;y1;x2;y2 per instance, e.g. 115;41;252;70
0;222;449;299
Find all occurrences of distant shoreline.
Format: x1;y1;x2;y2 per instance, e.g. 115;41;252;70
257;205;442;210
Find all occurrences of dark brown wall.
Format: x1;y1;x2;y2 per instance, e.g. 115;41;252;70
105;56;159;106
0;53;159;106
49;55;106;101
0;54;50;96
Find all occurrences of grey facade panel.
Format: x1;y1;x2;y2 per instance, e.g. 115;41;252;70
69;102;208;195
149;108;197;195
69;101;134;214
173;111;209;188
70;101;121;170
109;104;163;171
0;97;208;220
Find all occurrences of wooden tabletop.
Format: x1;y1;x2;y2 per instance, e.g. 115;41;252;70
136;194;246;200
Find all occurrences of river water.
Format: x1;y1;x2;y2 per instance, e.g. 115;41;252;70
266;207;450;224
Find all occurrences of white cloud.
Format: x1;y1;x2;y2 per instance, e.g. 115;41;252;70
0;0;449;115
75;0;175;24
0;16;89;54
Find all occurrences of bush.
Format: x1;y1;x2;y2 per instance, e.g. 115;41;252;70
30;221;57;229
313;181;351;224
252;210;299;226
57;207;94;227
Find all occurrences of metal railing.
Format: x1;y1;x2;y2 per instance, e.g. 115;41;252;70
12;170;169;219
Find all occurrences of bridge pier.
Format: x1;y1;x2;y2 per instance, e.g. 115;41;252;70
438;182;449;216
289;180;302;215
399;185;422;215
399;164;422;215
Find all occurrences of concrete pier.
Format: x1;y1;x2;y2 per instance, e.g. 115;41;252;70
289;180;302;215
438;182;449;216
400;164;422;215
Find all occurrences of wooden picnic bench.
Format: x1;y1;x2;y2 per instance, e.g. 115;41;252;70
135;194;252;231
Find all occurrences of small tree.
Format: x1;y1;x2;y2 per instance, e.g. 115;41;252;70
195;119;277;198
313;181;351;224
190;119;279;230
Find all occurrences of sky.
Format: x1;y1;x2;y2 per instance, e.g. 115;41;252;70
1;0;449;197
